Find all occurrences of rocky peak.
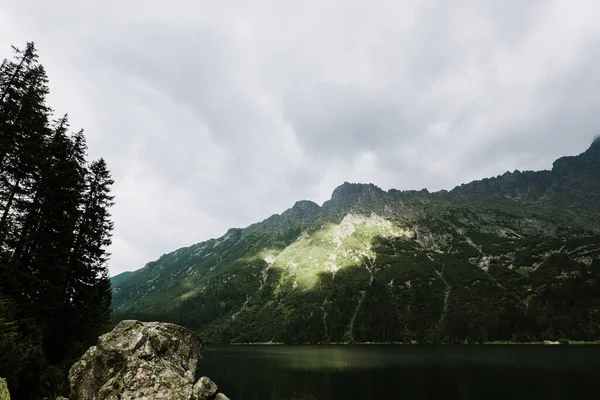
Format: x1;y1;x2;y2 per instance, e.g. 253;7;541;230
586;136;600;155
552;138;600;177
452;138;600;205
281;200;323;223
330;182;385;199
323;182;388;217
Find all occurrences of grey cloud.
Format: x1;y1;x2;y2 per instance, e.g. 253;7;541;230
461;36;600;181
94;25;272;148
3;0;600;276
283;83;410;158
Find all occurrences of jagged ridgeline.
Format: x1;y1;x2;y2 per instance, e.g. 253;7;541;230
112;139;600;344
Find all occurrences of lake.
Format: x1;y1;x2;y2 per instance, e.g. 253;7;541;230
196;345;600;400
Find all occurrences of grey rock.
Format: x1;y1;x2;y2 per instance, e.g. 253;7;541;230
192;376;217;400
69;320;203;400
215;394;230;400
0;377;10;400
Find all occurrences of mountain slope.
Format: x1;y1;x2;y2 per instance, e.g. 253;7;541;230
112;140;600;343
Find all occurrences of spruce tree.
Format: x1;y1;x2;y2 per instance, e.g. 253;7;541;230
0;42;36;103
0;43;51;303
66;158;114;346
0;42;115;397
26;116;91;361
0;42;44;174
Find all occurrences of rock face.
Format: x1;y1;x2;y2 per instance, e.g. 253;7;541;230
69;320;215;400
192;376;217;400
0;377;10;400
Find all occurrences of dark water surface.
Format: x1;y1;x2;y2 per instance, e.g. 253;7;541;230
196;345;600;400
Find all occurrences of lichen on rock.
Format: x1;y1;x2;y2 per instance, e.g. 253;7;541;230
67;320;229;400
192;376;218;400
0;377;10;400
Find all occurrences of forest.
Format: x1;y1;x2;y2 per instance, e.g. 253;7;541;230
0;43;114;399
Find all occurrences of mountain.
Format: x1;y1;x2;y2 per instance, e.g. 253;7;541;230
112;140;600;344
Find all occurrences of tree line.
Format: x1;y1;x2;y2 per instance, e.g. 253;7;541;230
0;42;114;399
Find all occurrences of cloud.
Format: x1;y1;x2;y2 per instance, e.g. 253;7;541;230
283;83;410;158
1;0;600;275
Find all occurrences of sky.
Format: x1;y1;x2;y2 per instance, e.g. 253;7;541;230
1;0;600;276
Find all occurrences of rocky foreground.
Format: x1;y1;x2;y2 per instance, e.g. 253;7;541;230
0;378;9;400
2;320;229;400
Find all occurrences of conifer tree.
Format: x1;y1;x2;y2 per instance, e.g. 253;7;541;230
66;158;114;343
0;42;36;103
0;42;115;397
0;43;51;301
0;42;44;173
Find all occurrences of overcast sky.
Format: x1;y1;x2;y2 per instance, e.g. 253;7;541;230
1;0;599;276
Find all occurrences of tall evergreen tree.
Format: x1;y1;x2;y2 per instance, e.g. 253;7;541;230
0;43;51;302
23;117;90;361
0;42;36;103
66;158;114;344
0;42;44;173
0;42;115;398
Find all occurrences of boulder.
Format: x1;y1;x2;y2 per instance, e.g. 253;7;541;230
0;377;10;400
192;376;218;400
69;320;203;400
215;394;230;400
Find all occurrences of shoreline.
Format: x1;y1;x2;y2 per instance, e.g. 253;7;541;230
213;340;600;346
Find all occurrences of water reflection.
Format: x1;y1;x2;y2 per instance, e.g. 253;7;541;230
197;345;600;400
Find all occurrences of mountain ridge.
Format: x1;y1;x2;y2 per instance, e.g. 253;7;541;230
112;140;600;344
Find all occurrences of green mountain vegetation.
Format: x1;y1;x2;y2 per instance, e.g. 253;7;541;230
113;139;600;345
0;43;114;399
